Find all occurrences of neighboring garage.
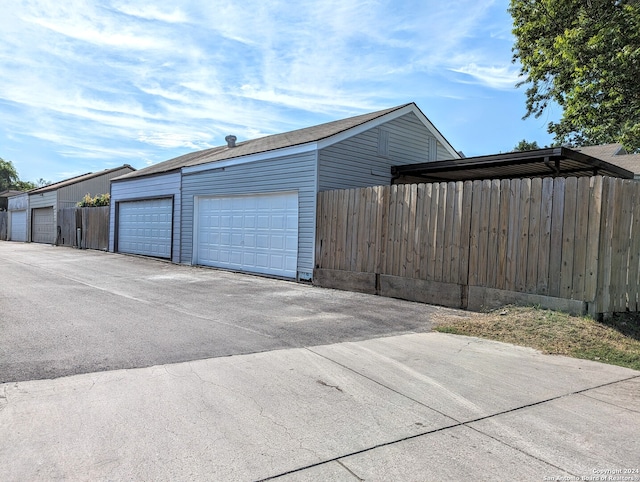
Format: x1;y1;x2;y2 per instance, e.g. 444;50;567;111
18;165;136;245
31;207;55;244
10;210;27;242
117;197;173;258
7;192;29;242
109;103;460;280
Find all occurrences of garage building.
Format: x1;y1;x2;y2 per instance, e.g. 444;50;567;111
16;165;135;245
109;103;459;280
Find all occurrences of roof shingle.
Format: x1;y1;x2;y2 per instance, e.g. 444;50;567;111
114;104;412;181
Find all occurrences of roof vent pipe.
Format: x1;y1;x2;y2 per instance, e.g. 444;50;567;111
225;135;237;148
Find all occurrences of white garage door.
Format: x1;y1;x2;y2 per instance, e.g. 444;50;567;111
10;210;27;242
31;207;55;244
196;192;298;278
117;198;173;258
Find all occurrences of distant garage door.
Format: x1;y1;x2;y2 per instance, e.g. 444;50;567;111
10;210;27;242
117;198;173;259
31;207;55;244
196;192;298;278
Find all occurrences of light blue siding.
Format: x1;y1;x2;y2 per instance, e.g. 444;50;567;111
109;172;182;263
437;141;456;161
318;112;441;191
181;152;317;278
8;193;29;242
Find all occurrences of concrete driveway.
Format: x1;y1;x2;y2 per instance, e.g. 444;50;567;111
1;242;639;481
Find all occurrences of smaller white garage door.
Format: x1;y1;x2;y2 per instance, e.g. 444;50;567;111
10;210;27;242
31;207;55;244
196;192;298;278
117;198;173;259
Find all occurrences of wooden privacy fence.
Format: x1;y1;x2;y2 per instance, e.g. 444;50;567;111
315;176;640;316
57;206;110;250
0;212;7;240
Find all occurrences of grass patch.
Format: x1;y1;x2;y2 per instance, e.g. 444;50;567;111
433;306;640;371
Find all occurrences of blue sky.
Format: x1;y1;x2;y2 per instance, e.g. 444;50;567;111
0;0;559;184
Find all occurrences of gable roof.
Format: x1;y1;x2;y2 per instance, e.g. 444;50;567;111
115;103;459;181
29;165;135;195
574;143;640;174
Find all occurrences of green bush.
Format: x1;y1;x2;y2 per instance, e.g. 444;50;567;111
77;193;110;207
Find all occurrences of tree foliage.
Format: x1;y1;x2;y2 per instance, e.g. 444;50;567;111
0;158;20;192
514;139;541;151
0;157;48;191
509;0;640;151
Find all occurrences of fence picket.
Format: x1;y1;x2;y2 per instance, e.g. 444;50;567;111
537;178;553;295
442;182;456;283
450;181;463;284
467;180;483;286
419;183;433;280
459;181;473;286
427;183;440;281
560;177;578;299
496;179;510;290
516;179;531;293
585;177;603;304
487;179;501;288
571;177;591;300
628;182;640;311
526;178;542;293
548;178;565;297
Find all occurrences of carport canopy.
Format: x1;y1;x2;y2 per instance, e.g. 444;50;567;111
391;147;634;183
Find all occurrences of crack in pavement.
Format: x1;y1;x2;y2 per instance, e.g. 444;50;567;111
257;352;640;482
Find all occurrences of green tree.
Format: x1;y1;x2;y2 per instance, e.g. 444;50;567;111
0;158;42;191
513;139;540;151
509;0;640;151
0;158;20;191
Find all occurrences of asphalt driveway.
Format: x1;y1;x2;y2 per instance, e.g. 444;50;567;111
0;242;443;383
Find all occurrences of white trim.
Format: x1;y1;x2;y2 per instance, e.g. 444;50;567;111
311;149;319;277
182;143;318;175
192;195;201;265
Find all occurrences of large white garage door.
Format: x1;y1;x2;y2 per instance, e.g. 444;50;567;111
31;207;55;244
196;192;298;278
117;198;172;258
10;210;27;242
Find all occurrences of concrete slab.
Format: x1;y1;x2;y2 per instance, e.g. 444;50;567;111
0;347;455;482
469;384;640;476
581;377;640;412
336;425;572;481
310;333;640;422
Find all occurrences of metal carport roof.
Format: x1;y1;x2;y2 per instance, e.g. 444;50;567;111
391;147;634;182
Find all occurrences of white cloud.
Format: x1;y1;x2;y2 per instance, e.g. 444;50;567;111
111;3;189;24
137;132;212;149
450;63;522;90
